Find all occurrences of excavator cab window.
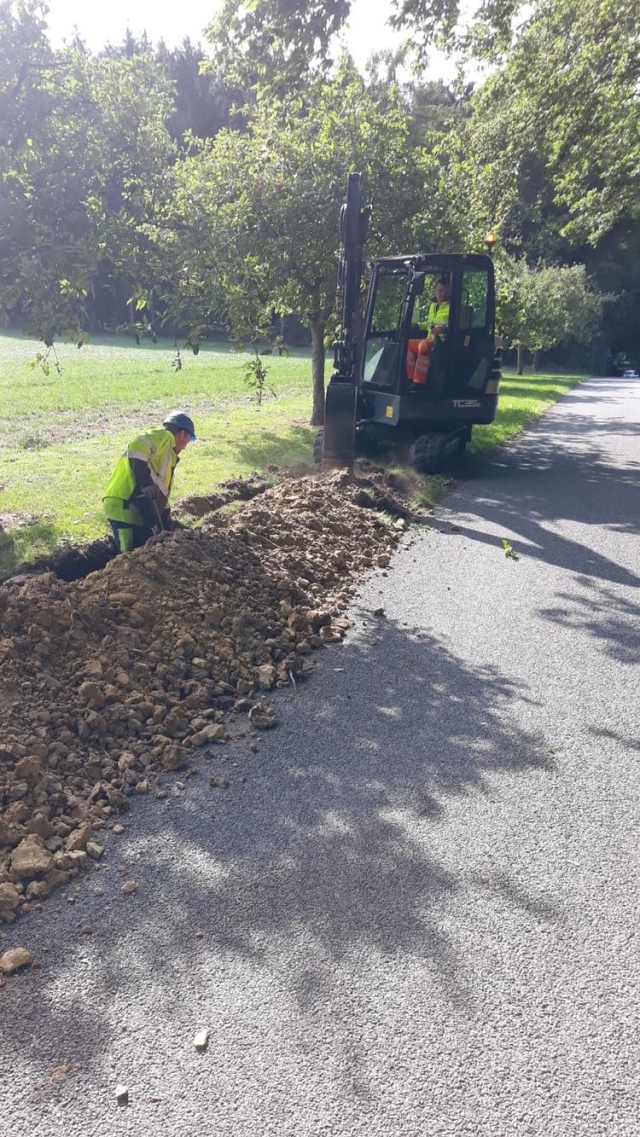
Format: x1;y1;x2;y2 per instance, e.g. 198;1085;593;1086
459;268;489;330
453;265;494;390
414;272;449;332
362;268;407;388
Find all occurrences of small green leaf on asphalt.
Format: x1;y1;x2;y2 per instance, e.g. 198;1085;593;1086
501;538;520;560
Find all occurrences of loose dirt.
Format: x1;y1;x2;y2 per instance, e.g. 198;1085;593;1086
0;470;407;924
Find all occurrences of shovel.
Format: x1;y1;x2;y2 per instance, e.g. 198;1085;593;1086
150;498;166;536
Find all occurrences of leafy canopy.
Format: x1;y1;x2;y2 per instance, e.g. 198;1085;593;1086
0;1;176;342
496;257;605;358
447;0;639;249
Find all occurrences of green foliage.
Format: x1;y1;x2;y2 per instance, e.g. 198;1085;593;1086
156;59;459;421
388;0;467;55
456;0;639;249
28;344;61;377
153;38;238;145
0;2;176;343
495;256;605;365
243;352;276;406
0;0;637;372
501;538;519;560
206;0;352;92
205;0;469;77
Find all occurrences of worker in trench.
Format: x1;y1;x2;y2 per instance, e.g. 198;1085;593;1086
406;276;450;385
102;411;196;554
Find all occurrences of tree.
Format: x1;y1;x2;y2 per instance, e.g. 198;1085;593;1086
220;0;638;249
158;62;455;423
206;0;352;92
206;0;471;79
154;39;239;145
0;2;176;344
578;219;640;367
456;0;639;250
496;257;604;373
0;0;71;340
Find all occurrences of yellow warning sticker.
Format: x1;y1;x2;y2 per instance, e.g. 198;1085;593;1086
385;405;394;418
464;335;471;348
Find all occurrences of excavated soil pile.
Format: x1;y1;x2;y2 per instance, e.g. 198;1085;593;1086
178;473;272;519
0;471;404;923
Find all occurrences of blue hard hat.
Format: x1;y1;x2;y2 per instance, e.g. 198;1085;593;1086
163;411;196;440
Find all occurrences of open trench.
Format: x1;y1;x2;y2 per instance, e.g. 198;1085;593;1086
0;475;275;586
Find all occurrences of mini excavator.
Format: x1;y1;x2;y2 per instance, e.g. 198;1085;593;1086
318;173;501;473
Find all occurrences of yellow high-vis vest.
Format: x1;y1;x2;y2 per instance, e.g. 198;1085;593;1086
103;427;178;526
427;300;450;336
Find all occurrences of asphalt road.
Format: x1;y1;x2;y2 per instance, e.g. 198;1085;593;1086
1;376;639;1137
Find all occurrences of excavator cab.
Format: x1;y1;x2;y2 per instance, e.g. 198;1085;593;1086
320;175;501;473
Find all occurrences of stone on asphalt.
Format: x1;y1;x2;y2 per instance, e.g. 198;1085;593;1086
0;946;31;975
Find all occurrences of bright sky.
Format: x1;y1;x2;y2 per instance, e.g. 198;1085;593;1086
44;0;456;81
45;0;223;51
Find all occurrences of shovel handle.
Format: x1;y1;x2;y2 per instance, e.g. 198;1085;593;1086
151;499;165;533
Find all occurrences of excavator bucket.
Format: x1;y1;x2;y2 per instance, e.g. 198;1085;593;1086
322;172;370;470
322;380;358;468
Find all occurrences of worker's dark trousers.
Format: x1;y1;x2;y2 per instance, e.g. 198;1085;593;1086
109;520;152;554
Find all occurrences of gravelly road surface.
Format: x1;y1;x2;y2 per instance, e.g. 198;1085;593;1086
1;377;639;1137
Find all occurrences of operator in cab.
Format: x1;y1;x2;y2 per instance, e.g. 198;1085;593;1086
426;277;450;339
407;277;450;385
103;411;196;554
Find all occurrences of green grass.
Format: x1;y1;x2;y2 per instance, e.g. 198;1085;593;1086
0;331;316;572
468;372;581;457
0;329;585;572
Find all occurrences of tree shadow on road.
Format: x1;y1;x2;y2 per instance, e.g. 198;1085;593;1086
0;614;558;1115
537;576;640;665
428;412;640;593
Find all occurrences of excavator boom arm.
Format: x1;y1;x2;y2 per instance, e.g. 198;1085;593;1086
322;172;371;469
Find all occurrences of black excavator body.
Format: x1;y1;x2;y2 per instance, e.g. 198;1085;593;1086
320;174;501;473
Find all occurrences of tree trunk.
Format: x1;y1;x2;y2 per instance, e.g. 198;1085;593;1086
532;349;540;372
517;341;524;375
310;316;326;426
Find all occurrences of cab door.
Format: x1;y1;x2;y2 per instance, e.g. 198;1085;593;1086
450;260;495;392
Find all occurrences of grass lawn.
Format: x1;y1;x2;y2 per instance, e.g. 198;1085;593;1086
0;329;585;572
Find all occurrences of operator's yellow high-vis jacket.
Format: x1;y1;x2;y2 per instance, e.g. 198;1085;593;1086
103;426;178;526
427;300;450;335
